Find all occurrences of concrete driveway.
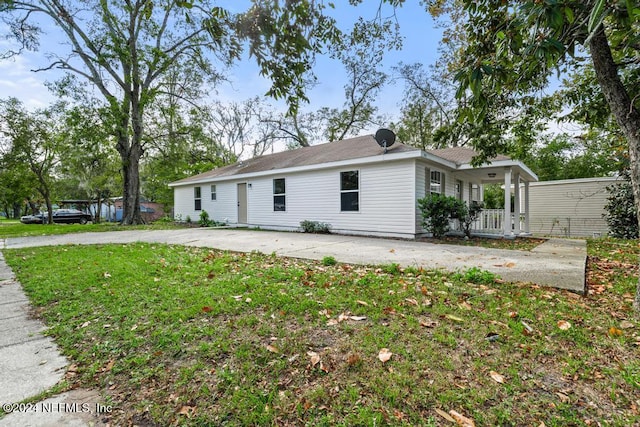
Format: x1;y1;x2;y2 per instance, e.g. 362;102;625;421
1;228;586;293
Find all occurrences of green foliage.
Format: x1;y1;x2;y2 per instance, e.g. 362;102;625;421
300;220;331;234
604;175;638;239
321;255;337;266
482;184;503;210
199;210;212;227
418;194;466;238
454;267;498;285
382;263;402;275
185;215;192;224
460;201;484;238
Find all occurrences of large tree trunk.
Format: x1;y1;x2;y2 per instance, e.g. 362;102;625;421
120;142;144;225
589;26;640;311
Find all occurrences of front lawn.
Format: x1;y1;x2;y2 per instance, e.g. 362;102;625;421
1;239;639;426
0;221;181;238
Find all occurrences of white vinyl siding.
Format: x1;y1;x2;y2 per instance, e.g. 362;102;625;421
174;159;482;238
528;177;616;237
174;160;417;237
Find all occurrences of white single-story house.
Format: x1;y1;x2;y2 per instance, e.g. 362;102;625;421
528;176;619;237
169;135;538;239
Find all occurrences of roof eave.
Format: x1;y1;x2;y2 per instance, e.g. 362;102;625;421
458;159;539;182
168;150;423;187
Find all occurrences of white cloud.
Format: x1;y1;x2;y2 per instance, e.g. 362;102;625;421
0;54;56;109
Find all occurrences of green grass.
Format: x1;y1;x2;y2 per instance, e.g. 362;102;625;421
0;221;181;238
1;238;639;425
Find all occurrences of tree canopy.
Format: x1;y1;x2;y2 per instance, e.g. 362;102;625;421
451;0;640;308
0;0;343;223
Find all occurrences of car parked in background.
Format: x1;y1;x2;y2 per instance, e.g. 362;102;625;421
20;213;45;224
20;209;92;225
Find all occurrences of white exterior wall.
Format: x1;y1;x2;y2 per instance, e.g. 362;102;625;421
173;182;238;223
528;177;617;237
174;157;489;238
174;159;419;238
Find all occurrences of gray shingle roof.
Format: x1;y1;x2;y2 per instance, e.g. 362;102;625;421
171;136;511;185
171;135;419;184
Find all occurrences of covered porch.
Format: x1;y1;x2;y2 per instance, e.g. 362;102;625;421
458;162;538;238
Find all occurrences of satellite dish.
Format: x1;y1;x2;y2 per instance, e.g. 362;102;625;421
375;128;396;153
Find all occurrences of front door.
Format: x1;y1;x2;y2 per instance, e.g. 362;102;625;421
237;183;247;223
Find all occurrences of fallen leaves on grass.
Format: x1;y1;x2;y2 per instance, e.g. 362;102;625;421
608;327;623;337
489;370;505;384
378;348;393;363
449;409;476;426
326;313;367;325
557;320;572;330
266;344;279;354
178;405;196;418
445;314;464;322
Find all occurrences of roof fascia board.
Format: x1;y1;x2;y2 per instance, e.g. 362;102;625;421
530;176;619;186
169;150;423;187
458;159;539;182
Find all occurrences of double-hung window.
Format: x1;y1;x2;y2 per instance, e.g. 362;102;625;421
273;178;286;211
194;186;202;211
455;180;463;200
340;171;359;211
430;171;444;195
210;185;217;201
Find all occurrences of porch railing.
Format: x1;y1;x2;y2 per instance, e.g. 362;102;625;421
454;209;526;235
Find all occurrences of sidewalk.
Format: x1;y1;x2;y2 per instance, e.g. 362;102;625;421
0;250;105;427
0;229;587;425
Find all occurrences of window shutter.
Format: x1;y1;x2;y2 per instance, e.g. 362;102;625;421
441;173;446;195
425;167;430;196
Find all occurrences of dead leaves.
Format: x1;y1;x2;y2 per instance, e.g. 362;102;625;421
489;370;506;384
325;312;367;326
557;320;572;331
436;408;476;426
306;351;330;373
178;405;196;418
377;348;393;363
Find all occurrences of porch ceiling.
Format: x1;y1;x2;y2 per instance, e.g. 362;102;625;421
457;163;538;184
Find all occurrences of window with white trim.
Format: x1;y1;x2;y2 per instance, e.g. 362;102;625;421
340;171;359;211
210;185;217;201
194;186;201;211
273;178;286;211
455;180;463;200
470;183;480;202
430;171;443;195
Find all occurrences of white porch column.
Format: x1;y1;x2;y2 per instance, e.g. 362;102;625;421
513;172;521;235
503;167;512;237
524;180;530;234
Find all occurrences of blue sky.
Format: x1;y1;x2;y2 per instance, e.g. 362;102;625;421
0;2;441;124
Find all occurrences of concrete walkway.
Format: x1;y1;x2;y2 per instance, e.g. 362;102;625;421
0;229;586;426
